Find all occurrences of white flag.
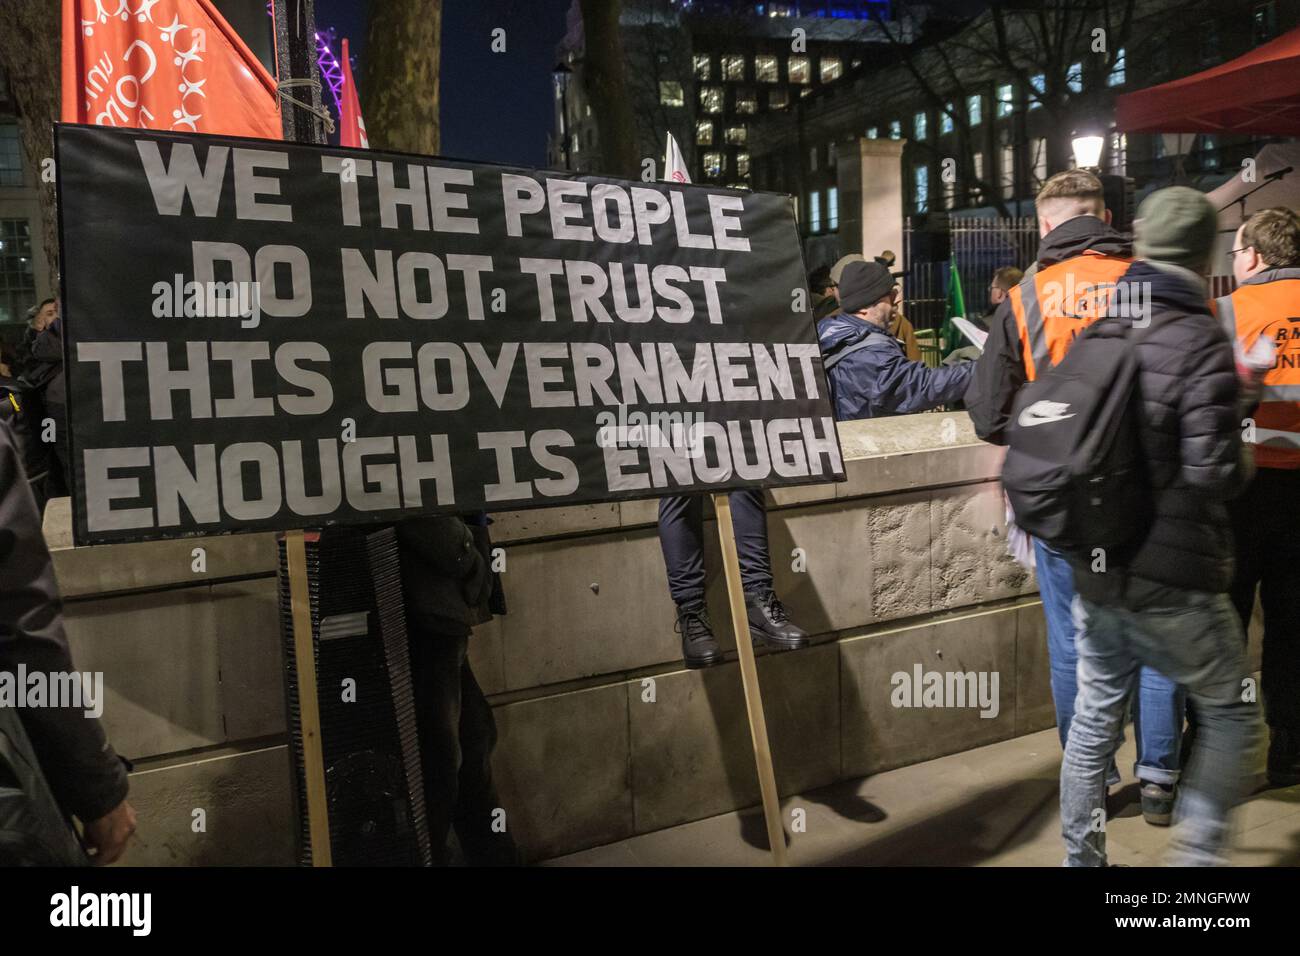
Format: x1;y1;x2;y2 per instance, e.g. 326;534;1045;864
664;133;691;184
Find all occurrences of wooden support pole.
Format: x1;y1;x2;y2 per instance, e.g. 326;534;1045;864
284;529;331;866
713;493;787;867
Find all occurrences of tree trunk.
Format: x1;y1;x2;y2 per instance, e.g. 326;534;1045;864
578;0;639;179
363;0;442;155
0;0;62;283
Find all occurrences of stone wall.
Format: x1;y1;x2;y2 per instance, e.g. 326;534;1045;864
47;411;1058;865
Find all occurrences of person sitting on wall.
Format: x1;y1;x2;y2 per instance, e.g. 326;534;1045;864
818;260;973;421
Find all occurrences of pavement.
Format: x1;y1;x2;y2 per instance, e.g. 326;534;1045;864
541;727;1300;866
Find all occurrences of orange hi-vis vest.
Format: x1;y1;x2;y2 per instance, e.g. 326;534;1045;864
1008;249;1134;381
1215;268;1300;469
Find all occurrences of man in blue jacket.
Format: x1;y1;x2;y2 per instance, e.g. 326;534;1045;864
818;260;972;420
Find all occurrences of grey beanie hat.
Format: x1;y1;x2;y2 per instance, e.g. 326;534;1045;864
1133;186;1219;273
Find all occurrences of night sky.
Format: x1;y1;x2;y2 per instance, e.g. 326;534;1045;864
314;0;574;168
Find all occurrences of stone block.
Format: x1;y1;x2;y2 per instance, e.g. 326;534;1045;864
841;609;1017;777
64;588;223;760
491;684;633;861
119;745;295;867
213;579;286;741
496;529;678;689
930;483;1033;610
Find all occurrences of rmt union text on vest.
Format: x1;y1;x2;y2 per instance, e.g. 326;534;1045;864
1039;275;1151;327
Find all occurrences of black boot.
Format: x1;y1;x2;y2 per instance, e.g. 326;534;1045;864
745;589;809;650
1267;727;1300;788
676;601;723;669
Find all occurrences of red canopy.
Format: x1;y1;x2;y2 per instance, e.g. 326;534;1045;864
1115;26;1300;135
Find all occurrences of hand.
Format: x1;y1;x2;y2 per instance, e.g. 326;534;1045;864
84;800;137;865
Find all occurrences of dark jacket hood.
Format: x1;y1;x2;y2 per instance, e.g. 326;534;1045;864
1119;260;1212;319
1037;215;1131;268
817;312;884;353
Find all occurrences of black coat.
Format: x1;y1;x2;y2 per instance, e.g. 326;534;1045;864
395;515;499;638
1069;260;1252;607
0;420;129;824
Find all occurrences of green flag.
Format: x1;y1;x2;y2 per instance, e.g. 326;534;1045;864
941;256;967;354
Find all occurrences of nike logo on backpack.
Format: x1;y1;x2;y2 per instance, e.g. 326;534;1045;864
1018;400;1076;427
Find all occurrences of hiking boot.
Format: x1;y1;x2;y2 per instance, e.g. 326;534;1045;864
676;601;723;669
745;589;809;650
1140;782;1175;826
1267;727;1300;788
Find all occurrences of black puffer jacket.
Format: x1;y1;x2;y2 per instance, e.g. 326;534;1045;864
1070;260;1252;608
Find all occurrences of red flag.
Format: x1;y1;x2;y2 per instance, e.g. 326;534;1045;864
62;0;281;139
338;37;368;148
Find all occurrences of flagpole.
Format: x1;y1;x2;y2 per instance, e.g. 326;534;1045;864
272;0;331;868
273;0;327;145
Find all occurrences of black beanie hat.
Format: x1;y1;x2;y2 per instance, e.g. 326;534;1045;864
838;260;896;313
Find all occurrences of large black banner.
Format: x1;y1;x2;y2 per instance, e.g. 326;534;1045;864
55;124;844;545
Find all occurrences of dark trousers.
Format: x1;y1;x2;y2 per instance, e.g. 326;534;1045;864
43;400;70;502
407;627;518;865
1229;467;1300;734
657;489;772;606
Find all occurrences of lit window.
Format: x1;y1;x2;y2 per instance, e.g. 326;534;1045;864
1202;133;1220;170
1032;137;1048;184
659;81;684;107
809;190;822;232
1253;2;1277;43
788;55;810;84
1108;48;1126;86
972;151;984;201
1108;131;1127;174
703;151;724;178
736;151;750;177
1029;74;1044;109
809;146;819;171
694;54;712;80
1001;144;1015;198
571;133;580;155
997;83;1014;117
1067;62;1083;94
915;165;929;213
968;94;982;125
756;55;778;82
941;103;954;134
722;55;746;81
696;119;714;146
889;120;901;140
914;111;927;140
700;86;724;113
820;57;842;83
827;186;839;230
735;88;758;114
0;219;36;325
0;124;22;187
725;126;747;145
866;126;879;139
768;88;789;110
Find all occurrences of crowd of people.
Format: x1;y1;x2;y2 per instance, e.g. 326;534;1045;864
2;167;1299;867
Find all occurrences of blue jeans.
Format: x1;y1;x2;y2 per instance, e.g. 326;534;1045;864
1060;592;1261;866
1035;541;1185;786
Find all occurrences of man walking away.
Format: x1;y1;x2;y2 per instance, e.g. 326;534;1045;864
1218;206;1300;788
966;170;1185;822
1060;187;1261;866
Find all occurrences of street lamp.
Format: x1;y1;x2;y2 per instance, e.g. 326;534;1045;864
553;61;573;169
1071;131;1105;170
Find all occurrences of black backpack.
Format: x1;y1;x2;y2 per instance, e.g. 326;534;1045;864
1001;315;1152;555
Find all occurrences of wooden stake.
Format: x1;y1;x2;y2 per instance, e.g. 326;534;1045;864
284;529;332;866
713;493;787;867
